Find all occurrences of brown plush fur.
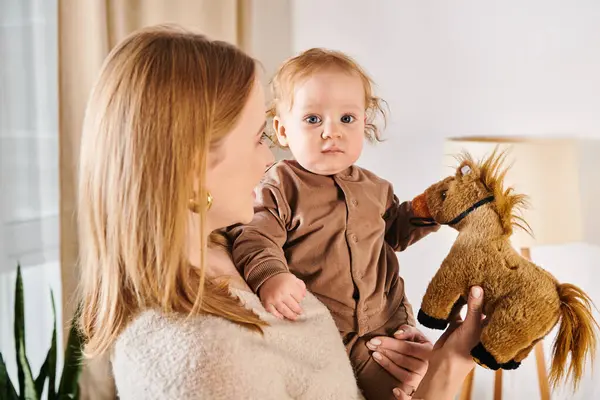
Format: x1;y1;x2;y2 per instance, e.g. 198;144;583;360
413;148;599;390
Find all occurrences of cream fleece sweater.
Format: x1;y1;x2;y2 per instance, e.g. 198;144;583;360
112;288;365;400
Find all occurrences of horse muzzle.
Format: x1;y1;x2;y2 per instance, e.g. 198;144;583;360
410;193;437;227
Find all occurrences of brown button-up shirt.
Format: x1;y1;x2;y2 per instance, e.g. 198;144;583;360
228;160;439;336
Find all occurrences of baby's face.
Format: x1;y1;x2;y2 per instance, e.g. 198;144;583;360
275;70;366;175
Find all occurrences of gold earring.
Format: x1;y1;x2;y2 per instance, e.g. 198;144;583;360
206;192;213;210
188;192;213;213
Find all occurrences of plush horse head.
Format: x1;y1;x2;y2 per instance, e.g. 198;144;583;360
411;149;530;240
412;148;598;391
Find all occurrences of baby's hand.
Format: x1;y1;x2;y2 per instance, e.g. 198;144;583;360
259;273;307;321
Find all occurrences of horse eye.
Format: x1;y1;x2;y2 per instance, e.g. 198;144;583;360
441;191;447;200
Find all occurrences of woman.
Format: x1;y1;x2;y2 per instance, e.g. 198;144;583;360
387;286;486;400
77;25;483;399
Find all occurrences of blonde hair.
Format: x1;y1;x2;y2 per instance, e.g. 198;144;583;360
267;48;388;143
78;25;266;358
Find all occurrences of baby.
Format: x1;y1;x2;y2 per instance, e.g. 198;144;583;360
228;48;439;399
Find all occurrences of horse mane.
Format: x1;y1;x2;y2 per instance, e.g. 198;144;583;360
455;148;532;237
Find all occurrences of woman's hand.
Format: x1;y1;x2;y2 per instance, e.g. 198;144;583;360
409;286;486;400
367;325;433;397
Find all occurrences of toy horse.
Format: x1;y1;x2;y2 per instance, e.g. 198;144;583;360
411;148;598;389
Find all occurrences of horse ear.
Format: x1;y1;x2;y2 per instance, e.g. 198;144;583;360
457;161;474;177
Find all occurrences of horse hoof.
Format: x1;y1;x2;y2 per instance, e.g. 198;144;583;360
501;359;521;370
470;342;501;370
470;343;522;370
417;309;448;330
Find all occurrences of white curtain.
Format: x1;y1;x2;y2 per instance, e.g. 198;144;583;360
0;0;62;386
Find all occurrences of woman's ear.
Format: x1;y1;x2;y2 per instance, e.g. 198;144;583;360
273;117;289;147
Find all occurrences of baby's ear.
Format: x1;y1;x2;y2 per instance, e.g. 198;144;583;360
273;117;289;148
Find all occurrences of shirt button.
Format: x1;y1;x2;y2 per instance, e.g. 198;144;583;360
351;234;358;243
351;199;358;206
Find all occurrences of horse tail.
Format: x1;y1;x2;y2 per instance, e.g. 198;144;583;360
550;283;599;390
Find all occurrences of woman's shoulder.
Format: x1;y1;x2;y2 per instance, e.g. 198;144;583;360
116;307;215;346
114;307;245;363
111;309;244;399
111;293;361;399
113;289;337;359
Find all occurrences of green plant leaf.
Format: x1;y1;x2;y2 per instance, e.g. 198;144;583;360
35;290;57;399
47;291;57;399
57;308;83;400
56;394;77;400
34;350;49;398
14;264;38;399
1;352;19;400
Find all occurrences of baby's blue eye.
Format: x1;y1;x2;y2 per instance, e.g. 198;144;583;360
305;115;321;124
341;115;355;123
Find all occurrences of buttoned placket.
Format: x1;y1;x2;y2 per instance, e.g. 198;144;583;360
334;173;370;335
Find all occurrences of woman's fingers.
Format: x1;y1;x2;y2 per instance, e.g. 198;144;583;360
433;320;461;350
372;351;423;388
393;325;430;344
461;286;484;332
433;287;485;351
375;348;428;375
392;383;416;400
452;286;485;350
370;337;433;362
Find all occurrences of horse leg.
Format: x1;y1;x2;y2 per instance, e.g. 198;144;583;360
418;262;465;330
471;300;539;371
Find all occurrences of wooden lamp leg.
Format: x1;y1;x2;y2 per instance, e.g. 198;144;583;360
494;369;503;400
535;341;550;400
458;366;502;400
521;247;551;400
459;369;474;400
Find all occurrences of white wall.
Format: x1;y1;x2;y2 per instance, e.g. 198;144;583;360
243;0;294;160
290;1;600;399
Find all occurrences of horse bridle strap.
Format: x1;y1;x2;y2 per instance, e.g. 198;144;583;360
445;195;495;226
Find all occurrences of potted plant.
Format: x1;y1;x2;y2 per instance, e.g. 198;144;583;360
1;264;84;399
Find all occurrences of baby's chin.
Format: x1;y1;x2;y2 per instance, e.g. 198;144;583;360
297;159;355;176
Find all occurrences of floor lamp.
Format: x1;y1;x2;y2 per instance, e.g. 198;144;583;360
442;136;600;400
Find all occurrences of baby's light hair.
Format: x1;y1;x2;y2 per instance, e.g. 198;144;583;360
267;48;388;143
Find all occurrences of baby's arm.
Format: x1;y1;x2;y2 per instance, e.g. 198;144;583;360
228;182;305;320
383;184;441;252
400;289;416;326
382;183;436;327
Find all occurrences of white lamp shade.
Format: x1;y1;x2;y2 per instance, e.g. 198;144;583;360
443;137;600;248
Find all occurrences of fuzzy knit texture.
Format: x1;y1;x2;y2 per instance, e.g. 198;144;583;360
412;149;598;391
111;288;365;400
